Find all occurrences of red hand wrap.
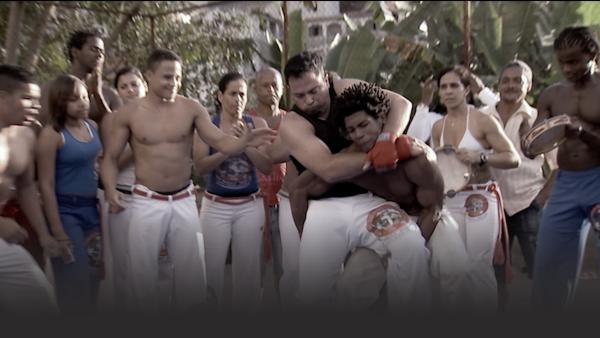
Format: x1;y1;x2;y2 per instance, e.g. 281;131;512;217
395;135;412;162
367;132;398;171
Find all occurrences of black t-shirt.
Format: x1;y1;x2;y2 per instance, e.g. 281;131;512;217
290;78;367;199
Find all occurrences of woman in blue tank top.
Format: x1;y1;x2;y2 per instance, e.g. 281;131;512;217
36;75;102;314
194;72;272;311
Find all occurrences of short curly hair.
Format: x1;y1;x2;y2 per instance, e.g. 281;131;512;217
333;82;390;135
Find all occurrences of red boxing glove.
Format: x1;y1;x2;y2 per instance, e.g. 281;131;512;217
395;135;412;162
367;132;398;172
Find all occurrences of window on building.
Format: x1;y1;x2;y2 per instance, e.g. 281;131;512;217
309;25;322;37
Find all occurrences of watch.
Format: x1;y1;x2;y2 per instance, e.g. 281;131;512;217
479;152;488;166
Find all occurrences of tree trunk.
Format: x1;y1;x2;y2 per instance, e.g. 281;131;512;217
4;1;26;64
104;3;142;51
22;4;56;71
282;2;289;109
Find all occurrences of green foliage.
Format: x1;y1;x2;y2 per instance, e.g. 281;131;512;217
1;2;255;106
325;1;600;115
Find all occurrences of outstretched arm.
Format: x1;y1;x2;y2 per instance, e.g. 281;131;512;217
193;101;275;155
280;112;368;183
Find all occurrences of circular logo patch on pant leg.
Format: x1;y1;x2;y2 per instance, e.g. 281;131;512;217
464;194;489;217
366;203;410;237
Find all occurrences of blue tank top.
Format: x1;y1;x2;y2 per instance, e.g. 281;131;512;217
205;114;259;197
55;120;102;196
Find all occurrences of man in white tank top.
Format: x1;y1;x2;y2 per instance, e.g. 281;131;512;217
430;66;520;310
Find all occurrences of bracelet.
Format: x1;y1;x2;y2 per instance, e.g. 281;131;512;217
479;152;488;166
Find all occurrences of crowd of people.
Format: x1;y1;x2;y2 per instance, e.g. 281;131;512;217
0;25;599;314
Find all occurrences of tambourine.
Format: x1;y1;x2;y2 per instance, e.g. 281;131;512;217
522;114;572;157
435;145;472;197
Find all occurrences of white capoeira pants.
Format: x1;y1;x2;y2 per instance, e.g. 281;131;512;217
104;187;173;311
199;193;265;311
277;192;300;310
128;183;206;313
444;182;501;309
0;239;58;314
426;208;470;309
298;193;431;310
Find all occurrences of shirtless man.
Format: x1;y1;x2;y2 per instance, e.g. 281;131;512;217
41;30;120;126
531;26;600;309
289;83;443;242
430;66;520;309
287;83;470;310
279;52;431;309
101;49;275;313
0;64;62;313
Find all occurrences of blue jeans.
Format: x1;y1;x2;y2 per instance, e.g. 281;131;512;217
532;167;600;309
507;200;542;278
51;194;101;314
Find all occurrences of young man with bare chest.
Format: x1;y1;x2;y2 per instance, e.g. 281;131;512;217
531;26;600;309
101;49;275;312
0;65;62;313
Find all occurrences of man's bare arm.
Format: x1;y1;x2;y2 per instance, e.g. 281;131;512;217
192;132;229;175
193;101;275;155
404;154;444;241
288;170;330;235
280;112;368;183
100;112;133;171
244;117;274;175
13;129;60;255
100;107;130;212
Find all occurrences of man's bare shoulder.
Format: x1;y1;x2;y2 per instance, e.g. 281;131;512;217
332;78;363;95
279;111;316;142
280;111;311;130
540;81;570;99
172;95;208;118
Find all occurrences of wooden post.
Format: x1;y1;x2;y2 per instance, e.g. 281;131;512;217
150;16;156;50
5;2;25;64
282;1;290;109
463;1;471;67
23;5;56;71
